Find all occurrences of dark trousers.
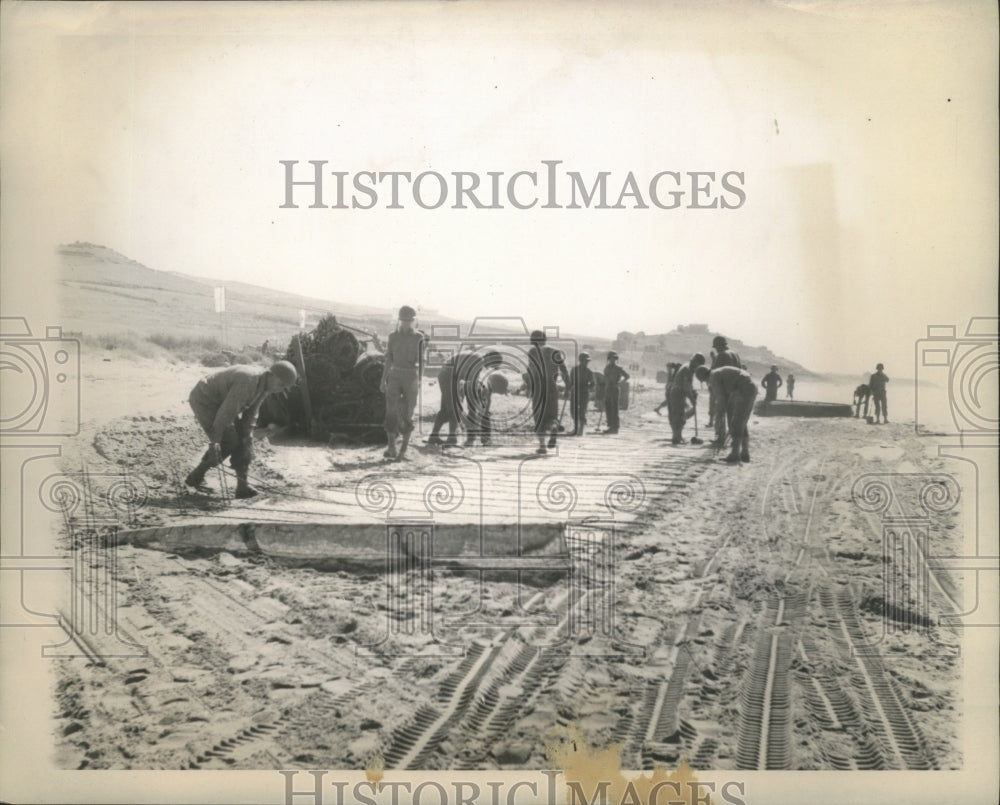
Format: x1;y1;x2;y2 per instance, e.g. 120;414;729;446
431;406;459;441
872;391;887;421
855;393;870;418
571;395;589;434
189;398;253;480
725;385;757;459
666;388;689;442
605;392;620;432
430;385;460;441
463;386;492;444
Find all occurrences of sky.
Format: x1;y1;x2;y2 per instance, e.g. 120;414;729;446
1;0;997;375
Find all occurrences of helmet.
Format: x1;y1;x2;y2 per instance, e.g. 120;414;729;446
712;335;728;350
876;363;884;370
579;352;590;362
691;352;706;367
483;350;503;368
398;305;417;321
607;351;619;360
771;365;778;371
270;360;298;385
530;329;546;345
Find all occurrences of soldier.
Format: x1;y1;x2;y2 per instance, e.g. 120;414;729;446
569;352;596;436
380;305;425;460
527;331;570;453
655;362;681;416
462;351;503;446
786;373;795;400
184;361;298;498
601;351;630;435
868;363;890;424
427;353;461;446
710;335;741;369
708;335;741;426
697;364;757;463
761;365;783;402
666;354;705;445
853;383;871;419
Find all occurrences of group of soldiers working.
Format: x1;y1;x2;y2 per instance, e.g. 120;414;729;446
415;320;762;465
181;308;866;493
648;335;757;463
421;324;631;457
853;363;890;423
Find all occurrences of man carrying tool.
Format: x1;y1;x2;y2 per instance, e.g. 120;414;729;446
568;352;596;436
868;363;890;424
761;365;783;402
184;360;299;498
380;305;425;460
527;330;570;453
600;351;630;435
655;362;681;416
666;353;705;445
697;364;757;463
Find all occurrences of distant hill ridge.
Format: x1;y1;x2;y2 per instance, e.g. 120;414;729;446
612;324;816;379
56;242;816;377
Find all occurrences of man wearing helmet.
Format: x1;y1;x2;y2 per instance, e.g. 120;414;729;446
381;305;425;459
666;353;705;445
527;330;571;453
185;360;299;499
601;351;630;435
708;335;741;427
868;363;890;424
569;352;596;436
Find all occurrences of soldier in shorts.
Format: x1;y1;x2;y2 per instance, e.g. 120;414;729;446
381;305;425;460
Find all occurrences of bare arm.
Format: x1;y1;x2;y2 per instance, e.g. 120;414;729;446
381;334;394;387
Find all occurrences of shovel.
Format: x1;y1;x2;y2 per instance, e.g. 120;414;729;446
690;401;704;445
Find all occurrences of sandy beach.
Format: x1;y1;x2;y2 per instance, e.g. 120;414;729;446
41;347;966;772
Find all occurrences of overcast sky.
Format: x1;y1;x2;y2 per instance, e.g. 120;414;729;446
2;0;996;374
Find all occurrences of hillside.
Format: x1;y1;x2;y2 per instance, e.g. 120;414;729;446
57;242;413;349
56;242;815;377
